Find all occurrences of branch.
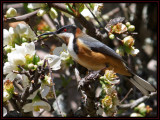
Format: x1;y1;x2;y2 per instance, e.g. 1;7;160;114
74;68;99;117
46;59;63;117
120;88;133;104
4;9;39;22
119;92;157;109
51;3;106;42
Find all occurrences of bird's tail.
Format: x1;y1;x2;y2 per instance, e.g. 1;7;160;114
127;73;156;96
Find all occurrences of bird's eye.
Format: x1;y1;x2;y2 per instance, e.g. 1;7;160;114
63;29;67;32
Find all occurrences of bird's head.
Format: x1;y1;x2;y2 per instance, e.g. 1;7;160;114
38;25;82;44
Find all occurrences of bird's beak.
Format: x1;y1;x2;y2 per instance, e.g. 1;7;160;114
37;31;58;38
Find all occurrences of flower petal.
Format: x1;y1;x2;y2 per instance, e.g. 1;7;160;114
44;55;61;70
22;103;33;112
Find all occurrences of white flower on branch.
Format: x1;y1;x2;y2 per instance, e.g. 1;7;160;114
44;55;61;71
3;29;12;46
3;42;36;81
3;24;36;47
22;99;51;112
15;23;36;41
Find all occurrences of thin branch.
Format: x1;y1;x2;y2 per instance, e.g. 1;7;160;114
119;92;157;109
4;9;39;22
46;59;63;117
42;14;56;29
50;3;106;41
85;4;106;32
17;65;31;80
51;3;74;16
120;88;133;104
74;68;99;117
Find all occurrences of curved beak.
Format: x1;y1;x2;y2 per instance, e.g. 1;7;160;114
37;31;57;38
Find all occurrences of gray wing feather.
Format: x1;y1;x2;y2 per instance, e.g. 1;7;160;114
79;34;126;63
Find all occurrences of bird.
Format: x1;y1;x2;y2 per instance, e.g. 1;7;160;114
38;25;156;96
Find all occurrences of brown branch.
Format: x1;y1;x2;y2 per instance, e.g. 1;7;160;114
4;9;39;23
51;3;74;16
119;92;157;109
42;14;56;29
51;3;106;42
46;59;63;117
120;88;133;104
74;68;99;117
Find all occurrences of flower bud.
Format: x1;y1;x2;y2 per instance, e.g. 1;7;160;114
34;65;37;69
128;25;135;32
37;60;44;66
126;22;131;27
109;34;115;40
49;7;58;20
6;7;17;18
123;36;134;47
28;63;34;69
37;9;46;16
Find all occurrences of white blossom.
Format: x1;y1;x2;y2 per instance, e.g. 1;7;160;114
22;100;51;112
3;42;36;81
131;48;139;56
81;3;103;18
3;29;12;46
37;9;46;16
15;23;36;41
44;55;61;70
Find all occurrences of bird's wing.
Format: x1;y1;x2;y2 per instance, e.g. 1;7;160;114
79;34;127;63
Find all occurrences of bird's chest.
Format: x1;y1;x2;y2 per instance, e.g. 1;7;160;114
68;39;107;70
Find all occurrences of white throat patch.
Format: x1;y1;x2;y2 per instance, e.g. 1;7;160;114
67;34;78;60
58;33;78;60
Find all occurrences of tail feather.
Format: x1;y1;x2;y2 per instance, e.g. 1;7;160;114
129;78;149;96
133;75;156;92
128;74;156;96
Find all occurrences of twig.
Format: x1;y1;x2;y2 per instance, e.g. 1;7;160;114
74;68;98;117
46;59;63;117
105;7;120;18
42;14;56;30
17;65;31;81
4;9;39;22
119;92;157;109
120;88;133;104
50;3;106;42
85;4;107;32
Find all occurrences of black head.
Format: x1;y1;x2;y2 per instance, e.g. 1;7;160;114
38;25;77;37
37;25;79;44
55;25;77;35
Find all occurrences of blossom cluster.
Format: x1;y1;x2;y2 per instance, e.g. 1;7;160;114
3;22;72;116
99;70;120;116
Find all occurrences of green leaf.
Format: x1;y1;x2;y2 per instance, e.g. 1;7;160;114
66;3;73;13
